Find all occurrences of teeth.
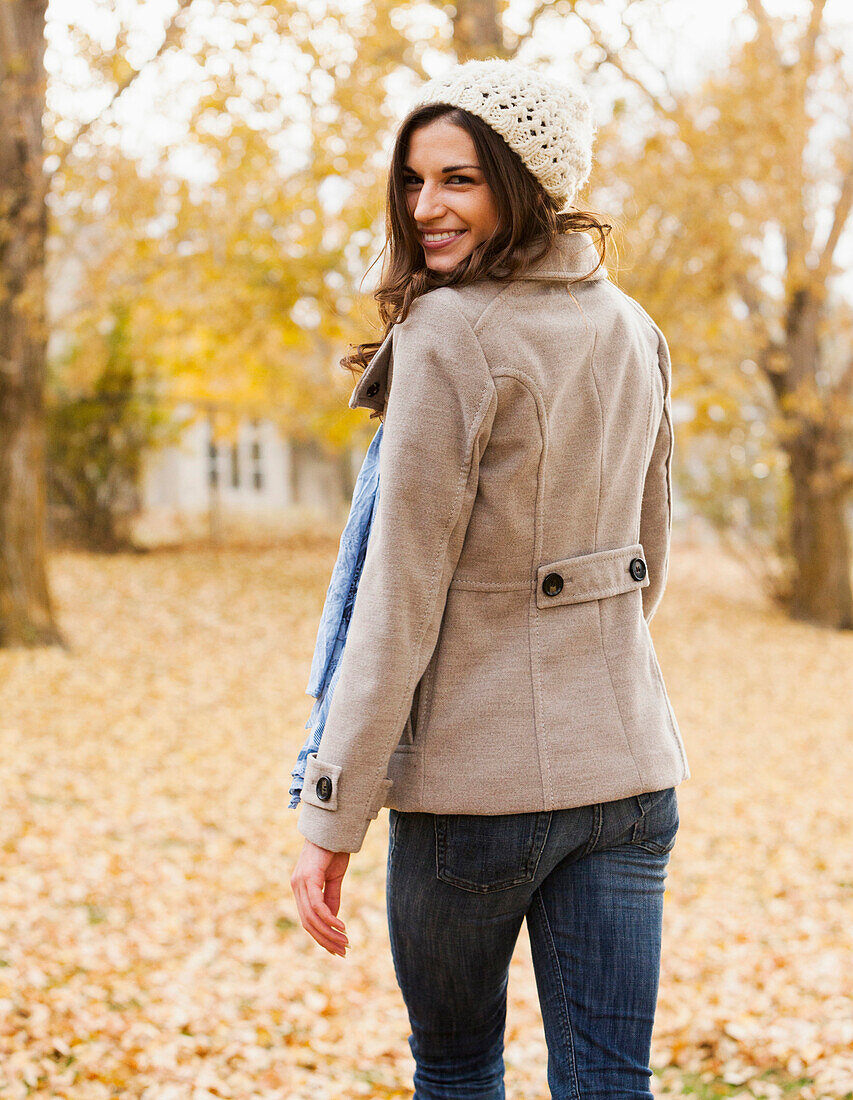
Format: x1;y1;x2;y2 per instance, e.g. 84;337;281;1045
424;230;465;241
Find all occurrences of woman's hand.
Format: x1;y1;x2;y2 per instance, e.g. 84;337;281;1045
290;839;351;957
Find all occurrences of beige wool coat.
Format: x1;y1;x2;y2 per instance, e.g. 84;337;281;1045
297;230;690;853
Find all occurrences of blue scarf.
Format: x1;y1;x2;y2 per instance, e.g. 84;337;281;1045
288;421;383;808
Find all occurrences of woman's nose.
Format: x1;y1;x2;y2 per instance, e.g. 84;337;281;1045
413;183;446;223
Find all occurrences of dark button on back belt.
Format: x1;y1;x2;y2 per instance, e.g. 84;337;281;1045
542;572;564;597
629;557;647;581
316;775;333;801
365;382;380;397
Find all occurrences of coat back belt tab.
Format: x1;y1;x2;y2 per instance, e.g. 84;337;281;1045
535;542;649;609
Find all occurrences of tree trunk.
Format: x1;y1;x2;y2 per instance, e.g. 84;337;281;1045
452;0;506;59
773;286;853;630
0;0;61;646
787;440;853;628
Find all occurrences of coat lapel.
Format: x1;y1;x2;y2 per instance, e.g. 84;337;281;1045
348;327;394;413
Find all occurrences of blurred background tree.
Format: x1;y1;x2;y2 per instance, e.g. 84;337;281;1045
1;0;58;645
1;0;851;646
1;0;197;644
46;301;177;550
582;0;853;627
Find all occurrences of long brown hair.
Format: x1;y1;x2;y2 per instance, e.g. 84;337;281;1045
342;102;612;379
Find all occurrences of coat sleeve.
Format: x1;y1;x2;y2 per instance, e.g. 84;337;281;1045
297;292;498;852
639;324;675;624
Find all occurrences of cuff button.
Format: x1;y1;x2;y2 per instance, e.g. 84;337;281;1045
629;557;647;581
316;776;333;801
365;382;380;397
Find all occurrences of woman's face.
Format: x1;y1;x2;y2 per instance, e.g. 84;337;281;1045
403;118;500;273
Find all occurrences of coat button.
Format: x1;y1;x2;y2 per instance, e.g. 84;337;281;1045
629;557;647;581
365;381;380;397
542;572;564;597
315;776;333;801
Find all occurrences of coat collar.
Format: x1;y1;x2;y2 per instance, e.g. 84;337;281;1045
348;232;607;414
502;230;608;283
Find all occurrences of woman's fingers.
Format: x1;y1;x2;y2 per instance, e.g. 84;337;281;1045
296;892;348;955
292;877;337;946
324;874;343;920
302;910;347;955
290;843;351;956
305;879;349;943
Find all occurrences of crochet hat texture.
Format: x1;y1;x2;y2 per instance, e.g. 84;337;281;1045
410;58;596;210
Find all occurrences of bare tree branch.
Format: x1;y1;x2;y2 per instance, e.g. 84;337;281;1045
734;271;774;347
802;0;827;78
553;1;678;119
744;0;780;62
49;0;197;174
830;354;853;399
815;160;853;284
620;5;675;103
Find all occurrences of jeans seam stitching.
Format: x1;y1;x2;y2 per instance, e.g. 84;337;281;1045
528;812;553;879
633;841;673;854
535;887;581;1100
583;803;602;856
633;790;678;853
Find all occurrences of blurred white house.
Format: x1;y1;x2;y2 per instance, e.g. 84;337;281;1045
135;405;364;542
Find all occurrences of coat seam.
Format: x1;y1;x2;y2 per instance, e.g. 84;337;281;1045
643;619;690;774
642;346;656;488
491;366;553;808
450;579;531;591
657;331;675;550
471;280;526;342
588;326;602;549
597;600;645;787
417;372;497;806
589;327;645;787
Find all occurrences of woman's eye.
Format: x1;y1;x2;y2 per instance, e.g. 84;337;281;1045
403;175;473;186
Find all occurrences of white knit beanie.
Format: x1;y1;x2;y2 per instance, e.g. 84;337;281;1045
410;58;595;210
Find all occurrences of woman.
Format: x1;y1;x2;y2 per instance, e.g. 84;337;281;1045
290;57;690;1100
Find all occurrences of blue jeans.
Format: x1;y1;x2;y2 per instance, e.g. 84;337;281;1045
386;786;679;1100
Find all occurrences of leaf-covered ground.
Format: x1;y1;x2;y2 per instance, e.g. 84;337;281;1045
0;535;850;1099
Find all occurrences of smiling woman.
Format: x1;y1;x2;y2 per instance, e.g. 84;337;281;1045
402;118;500;272
289;56;689;1100
337;65;610;382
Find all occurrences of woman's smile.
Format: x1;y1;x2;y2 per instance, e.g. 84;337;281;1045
421;229;468;250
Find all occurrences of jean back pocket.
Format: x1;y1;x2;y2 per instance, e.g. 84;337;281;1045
434;810;552;893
